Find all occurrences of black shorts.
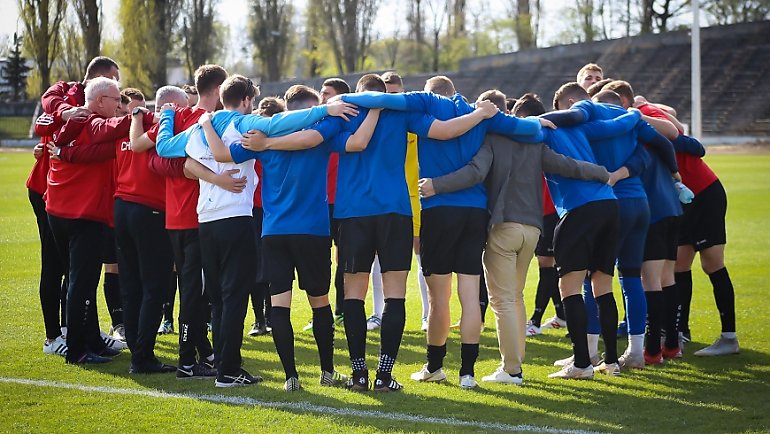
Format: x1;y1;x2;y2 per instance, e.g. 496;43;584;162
535;212;559;257
644;216;680;261
420;206;488;276
102;225;117;264
337;213;413;273
553;200;619;277
678;180;727;251
252;207;268;283
262;234;331;297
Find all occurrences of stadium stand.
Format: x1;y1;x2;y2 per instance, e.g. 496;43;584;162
259;21;770;137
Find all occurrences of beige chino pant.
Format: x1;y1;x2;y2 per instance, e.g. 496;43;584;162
483;222;541;374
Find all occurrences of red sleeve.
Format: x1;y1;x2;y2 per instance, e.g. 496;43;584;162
90;115;133;143
53;117;88;145
148;150;186;177
34;113;61;137
59;141;116;163
42;81;77;122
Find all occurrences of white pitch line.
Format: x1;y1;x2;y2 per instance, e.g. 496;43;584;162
0;377;607;434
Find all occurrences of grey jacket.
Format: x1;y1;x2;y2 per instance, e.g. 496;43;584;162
432;134;610;231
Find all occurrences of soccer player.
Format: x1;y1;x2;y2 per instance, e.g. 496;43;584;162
47;77;153;364
419;91;611;385
155;74;357;387
618;85;739;356
130;65;230;378
199;84;374;391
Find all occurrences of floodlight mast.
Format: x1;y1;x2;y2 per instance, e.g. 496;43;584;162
691;0;702;139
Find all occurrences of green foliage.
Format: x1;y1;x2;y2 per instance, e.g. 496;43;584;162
0;150;769;432
0;117;32;138
116;0;156;96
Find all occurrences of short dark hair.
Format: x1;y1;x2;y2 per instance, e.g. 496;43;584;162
513;93;546;117
424;75;456;97
603;80;635;107
477;89;507;112
256;97;286;117
284;85;321;109
220;74;258;108
593;89;623;106
120;94;130;105
322;78;351;95
195;64;228;96
553;82;589;110
356;73;386;92
381;71;403;86
505;97;517;112
84;56;119;80
182;84;198;95
585;78;612;98
121;87;144;101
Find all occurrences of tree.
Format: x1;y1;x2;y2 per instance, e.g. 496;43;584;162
576;0;596;42
319;0;380;74
2;33;32;101
512;0;536;49
639;0;688;33
117;0;155;95
149;0;183;89
72;0;101;61
18;0;67;96
182;0;218;82
703;0;770;25
56;14;88;81
250;0;293;82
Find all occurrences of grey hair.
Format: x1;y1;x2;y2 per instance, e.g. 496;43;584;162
155;85;188;110
85;77;120;102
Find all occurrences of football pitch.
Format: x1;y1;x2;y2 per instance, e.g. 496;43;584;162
1;149;768;433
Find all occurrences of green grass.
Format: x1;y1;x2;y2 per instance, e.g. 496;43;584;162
0;116;32;139
1;150;769;433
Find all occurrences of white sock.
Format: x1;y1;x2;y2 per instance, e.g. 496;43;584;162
629;334;645;356
587;334;600;359
721;332;737;339
416;254;429;319
371;255;384;317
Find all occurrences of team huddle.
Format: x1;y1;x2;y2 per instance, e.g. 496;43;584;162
28;56;738;392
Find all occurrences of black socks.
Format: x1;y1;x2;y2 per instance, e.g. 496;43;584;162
312;305;335;373
270;306;297;379
563;294;590;368
709;267;736;333
595;293;619;364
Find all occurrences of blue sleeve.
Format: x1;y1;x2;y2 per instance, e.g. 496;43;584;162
508;129;546;144
637;121;678;172
542;109;586;127
581;110;642;141
310;117;345;142
341;92;410;111
236;105;328;136
672;134;706;158
623;144;652;177
229;143;259;164
407;111;435;138
156;109;189;158
571;100;595;121
329;132;352;153
485;111;542;137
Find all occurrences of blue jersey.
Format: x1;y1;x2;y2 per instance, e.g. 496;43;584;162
572;100;647;200
311;108;434;219
539;127;616;215
341;91;542;210
230;141;335;237
627;146;683;224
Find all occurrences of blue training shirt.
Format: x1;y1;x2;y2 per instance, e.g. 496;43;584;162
310;108;434;219
229;139;336;237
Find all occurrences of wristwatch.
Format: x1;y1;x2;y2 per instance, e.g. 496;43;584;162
132;107;144;116
52;146;61;157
